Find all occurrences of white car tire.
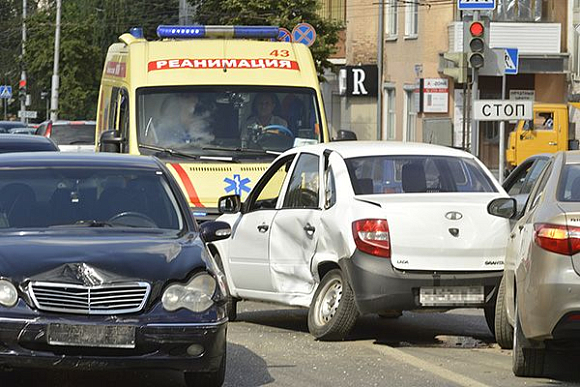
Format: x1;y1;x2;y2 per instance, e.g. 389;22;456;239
494;275;513;349
307;269;359;341
512;303;545;377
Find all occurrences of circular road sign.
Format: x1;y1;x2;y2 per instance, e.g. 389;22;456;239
292;23;316;47
277;28;292;42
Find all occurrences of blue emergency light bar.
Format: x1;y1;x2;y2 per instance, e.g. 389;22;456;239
156;25;279;39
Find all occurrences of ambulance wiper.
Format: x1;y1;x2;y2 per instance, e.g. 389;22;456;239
139;144;236;162
139;144;200;160
202;146;282;156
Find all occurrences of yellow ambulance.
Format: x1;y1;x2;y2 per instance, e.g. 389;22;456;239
96;25;335;220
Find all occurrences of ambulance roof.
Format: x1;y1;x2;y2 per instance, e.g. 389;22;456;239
105;37;319;89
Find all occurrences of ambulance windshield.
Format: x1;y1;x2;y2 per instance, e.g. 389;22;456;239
137;86;321;156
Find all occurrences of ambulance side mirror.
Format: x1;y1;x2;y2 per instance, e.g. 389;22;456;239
99;130;125;153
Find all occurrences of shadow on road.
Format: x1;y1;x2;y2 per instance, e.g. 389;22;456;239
237;303;494;347
0;343;272;387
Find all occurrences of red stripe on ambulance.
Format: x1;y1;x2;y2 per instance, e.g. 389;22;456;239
148;58;300;71
170;164;205;208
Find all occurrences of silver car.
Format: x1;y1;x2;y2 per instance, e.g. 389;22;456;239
488;151;580;377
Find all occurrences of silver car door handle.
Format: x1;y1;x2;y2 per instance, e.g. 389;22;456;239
257;224;269;233
304;223;316;235
548;141;558;146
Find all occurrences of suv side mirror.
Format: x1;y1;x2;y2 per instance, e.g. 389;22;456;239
218;194;242;214
333;130;357;141
487;197;517;219
99;130;125;153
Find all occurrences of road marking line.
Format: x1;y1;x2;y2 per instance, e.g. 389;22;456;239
366;343;492;387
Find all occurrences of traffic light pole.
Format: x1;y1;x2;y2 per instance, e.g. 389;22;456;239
470;10;480;157
498;73;506;184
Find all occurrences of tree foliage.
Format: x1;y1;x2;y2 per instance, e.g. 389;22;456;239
189;0;343;79
1;0;178;121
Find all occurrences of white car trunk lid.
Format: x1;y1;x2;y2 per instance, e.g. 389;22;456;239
359;194;509;271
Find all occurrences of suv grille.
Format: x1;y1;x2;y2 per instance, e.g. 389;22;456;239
28;281;150;315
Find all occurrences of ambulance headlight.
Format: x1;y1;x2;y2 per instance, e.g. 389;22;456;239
162;273;216;312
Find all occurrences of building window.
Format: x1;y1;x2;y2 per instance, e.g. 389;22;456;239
384;87;396;140
404;89;416;142
318;0;346;22
385;0;398;38
404;1;418;37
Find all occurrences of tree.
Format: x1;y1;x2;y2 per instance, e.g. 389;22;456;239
22;0;179;121
189;0;343;79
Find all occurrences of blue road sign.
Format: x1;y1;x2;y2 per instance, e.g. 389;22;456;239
503;48;519;75
277;28;292;43
292;23;316;47
0;85;12;99
458;0;495;10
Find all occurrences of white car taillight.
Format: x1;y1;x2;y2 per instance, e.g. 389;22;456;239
352;219;391;258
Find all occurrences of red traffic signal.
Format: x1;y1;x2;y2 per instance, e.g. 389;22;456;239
469;21;484;37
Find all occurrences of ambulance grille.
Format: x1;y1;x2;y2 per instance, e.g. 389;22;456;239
241;166;268;172
188;166;232;172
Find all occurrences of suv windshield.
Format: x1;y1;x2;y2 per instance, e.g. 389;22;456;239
0;167;183;231
345;155;497;194
137;86;321;156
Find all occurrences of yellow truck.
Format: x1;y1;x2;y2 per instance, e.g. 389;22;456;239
96;25;350;220
507;102;580;167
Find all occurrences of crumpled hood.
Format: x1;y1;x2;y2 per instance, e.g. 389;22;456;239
0;233;206;285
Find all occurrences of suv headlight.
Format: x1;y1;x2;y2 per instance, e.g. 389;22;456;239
0;280;18;307
162;273;216;312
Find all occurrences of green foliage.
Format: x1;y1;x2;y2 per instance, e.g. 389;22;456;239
3;0;179;121
189;0;344;79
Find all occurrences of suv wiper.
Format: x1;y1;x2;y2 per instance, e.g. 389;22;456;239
49;220;115;228
139;144;199;160
202;146;281;156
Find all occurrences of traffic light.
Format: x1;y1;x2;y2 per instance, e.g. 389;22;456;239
468;21;485;69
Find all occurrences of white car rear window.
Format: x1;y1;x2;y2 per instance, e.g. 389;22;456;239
345;155;497;194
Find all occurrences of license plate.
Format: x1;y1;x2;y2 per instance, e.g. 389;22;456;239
47;324;136;348
419;286;484;306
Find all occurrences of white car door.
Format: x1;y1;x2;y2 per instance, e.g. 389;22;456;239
269;152;322;294
226;155;296;294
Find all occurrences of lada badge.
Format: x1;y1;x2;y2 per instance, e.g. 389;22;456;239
445;211;463;220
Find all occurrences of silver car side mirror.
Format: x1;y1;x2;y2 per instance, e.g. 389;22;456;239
487;197;518;219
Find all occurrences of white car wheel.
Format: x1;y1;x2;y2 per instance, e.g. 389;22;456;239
307;269;359;341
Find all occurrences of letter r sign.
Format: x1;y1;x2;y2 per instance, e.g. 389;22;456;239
345;65;378;98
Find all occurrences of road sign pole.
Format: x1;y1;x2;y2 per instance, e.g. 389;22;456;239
3;98;6;121
498;73;506;184
470;10;480;156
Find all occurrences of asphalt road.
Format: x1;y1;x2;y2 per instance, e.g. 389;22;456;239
3;301;580;386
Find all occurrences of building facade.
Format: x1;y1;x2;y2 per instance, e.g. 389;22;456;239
330;0;571;169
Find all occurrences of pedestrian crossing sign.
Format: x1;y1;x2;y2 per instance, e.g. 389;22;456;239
0;85;12;99
504;48;518;75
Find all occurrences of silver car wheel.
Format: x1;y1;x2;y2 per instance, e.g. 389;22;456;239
314;278;343;326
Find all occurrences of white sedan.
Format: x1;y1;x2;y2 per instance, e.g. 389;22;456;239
211;141;510;340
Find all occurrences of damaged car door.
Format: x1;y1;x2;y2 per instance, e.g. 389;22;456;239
269;152;322;294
